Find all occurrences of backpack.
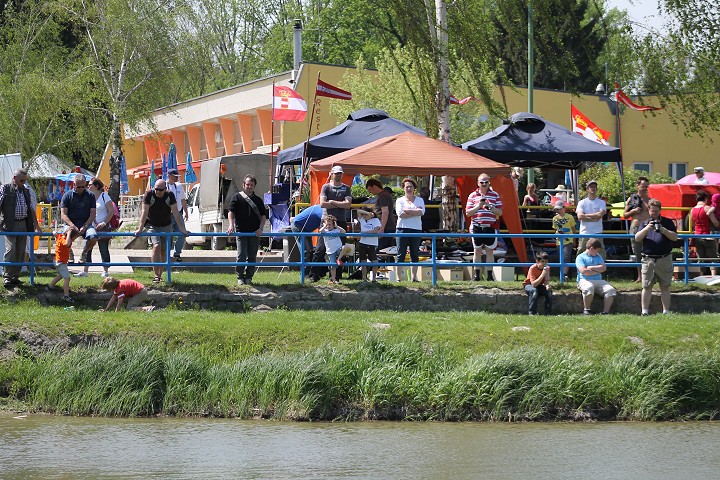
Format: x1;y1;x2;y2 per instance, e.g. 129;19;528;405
102;192;122;231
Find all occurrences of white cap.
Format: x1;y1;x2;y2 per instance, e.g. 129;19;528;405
695;166;704;172
330;165;344;174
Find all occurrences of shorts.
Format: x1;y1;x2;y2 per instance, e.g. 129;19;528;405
577;278;617;298
55;262;70;280
641;254;673;288
146;224;173;246
358;243;378;262
471;224;498;249
327;249;340;265
126;288;149;309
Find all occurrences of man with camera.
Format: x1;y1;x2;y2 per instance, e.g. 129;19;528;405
465;173;503;281
634;198;677;315
624;176;651;282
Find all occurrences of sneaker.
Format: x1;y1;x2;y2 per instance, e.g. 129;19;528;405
237;278;246;286
101;271;109;278
336;258;344;266
601;312;610;315
45;285;55;292
152;276;162;284
473;271;481;281
583;309;592;316
74;271;88;277
61;295;74;304
173;255;182;262
79;252;88;264
245;278;252;285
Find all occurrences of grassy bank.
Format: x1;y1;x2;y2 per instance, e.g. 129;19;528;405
2;297;720;421
2;337;720;421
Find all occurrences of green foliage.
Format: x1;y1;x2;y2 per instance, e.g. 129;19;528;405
5;337;720;421
579;165;673;203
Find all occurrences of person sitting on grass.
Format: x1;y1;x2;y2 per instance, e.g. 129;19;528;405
319;215;350;284
356;208;381;282
100;277;154;312
522;250;553;315
47;228;82;304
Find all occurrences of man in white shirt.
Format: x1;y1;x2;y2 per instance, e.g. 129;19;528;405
693;166;709;185
166;168;188;261
576;179;607;259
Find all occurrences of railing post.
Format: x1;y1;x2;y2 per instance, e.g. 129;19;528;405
431;235;437;287
165;232;172;283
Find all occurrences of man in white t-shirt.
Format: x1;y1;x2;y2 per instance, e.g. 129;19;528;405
693;166;709;185
166;168;188;261
576;179;607;259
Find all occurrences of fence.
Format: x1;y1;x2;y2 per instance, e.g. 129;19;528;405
3;230;720;288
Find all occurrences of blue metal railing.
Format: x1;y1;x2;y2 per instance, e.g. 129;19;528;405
2;230;718;287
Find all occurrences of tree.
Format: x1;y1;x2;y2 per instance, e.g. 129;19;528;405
0;0;107;169
634;2;720;136
56;0;190;200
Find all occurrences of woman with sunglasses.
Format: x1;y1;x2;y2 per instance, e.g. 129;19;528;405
465;173;503;281
395;178;425;282
76;178;113;278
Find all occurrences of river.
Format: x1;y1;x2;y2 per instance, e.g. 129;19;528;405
1;414;719;479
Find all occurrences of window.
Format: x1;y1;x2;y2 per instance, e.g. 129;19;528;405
668;163;687;181
633;162;651;173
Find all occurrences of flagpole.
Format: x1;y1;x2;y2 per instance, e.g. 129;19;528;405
298;72;321;202
270;80;276;190
614;83;628;234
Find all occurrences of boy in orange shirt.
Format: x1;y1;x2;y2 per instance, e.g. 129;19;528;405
47;228;81;303
100;277;154;311
522;250;553;315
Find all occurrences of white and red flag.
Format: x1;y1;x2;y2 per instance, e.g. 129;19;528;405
571;105;611;145
316;79;352;100
614;83;662;111
450;95;477;105
272;86;308;121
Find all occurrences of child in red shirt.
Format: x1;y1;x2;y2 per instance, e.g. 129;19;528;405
100;277;153;311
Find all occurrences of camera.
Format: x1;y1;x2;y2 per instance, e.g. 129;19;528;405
652;220;661;232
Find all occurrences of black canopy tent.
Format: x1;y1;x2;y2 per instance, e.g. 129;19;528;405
461;112;621;169
462;112;624;207
277;108;426;165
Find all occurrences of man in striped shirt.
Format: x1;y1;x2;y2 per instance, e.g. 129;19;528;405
465;173;503;281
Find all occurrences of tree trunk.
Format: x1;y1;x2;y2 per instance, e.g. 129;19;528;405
107;114;123;203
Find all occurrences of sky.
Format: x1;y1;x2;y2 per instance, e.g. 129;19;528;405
605;0;668;32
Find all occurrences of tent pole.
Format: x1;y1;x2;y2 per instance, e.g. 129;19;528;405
298;73;321;201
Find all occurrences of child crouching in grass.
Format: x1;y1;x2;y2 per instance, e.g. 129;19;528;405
47;228;81;303
100;277;154;312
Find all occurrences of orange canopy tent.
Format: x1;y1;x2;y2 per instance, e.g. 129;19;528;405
648;184;720;221
308;131;527;262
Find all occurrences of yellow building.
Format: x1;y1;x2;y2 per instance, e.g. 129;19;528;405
98;62;719;193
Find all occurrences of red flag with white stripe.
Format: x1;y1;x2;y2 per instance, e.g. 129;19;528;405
272;86;308;121
571;105;611;145
450;95;477;105
614;83;662;111
316;79;352;100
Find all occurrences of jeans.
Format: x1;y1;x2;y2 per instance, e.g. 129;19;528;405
524;284;553;315
396;228;422;263
85;239;111;266
236;235;260;280
171;215;186;257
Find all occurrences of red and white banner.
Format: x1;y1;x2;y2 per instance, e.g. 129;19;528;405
571;105;611;145
272;86;308;121
316;79;352;100
614;83;662;111
450;95;477;105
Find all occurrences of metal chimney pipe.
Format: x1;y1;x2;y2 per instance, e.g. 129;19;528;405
292;19;303;82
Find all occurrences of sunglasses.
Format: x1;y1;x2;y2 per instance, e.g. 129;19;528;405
75;185;86;189
479;181;490;185
155;187;166;191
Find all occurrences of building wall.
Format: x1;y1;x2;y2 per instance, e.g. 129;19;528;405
98;63;719;193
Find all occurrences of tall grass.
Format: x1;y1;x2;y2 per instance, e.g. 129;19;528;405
3;336;720;421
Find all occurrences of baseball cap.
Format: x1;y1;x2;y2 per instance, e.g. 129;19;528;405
167;168;180;176
553;200;566;210
694;166;704;172
586;179;598;188
330;165;344;174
